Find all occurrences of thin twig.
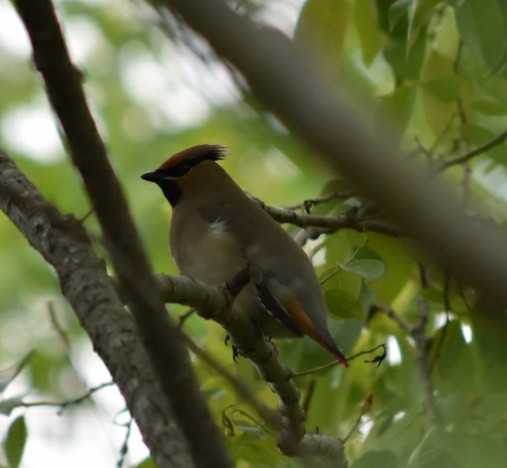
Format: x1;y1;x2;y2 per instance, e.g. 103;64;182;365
286;191;353;212
378;288;439;424
342;393;373;443
430;272;451;371
412;266;439;423
178;309;196;328
223;406;272;436
47;301;70;349
254;197;401;237
116;417;133;468
438;129;507;171
413;137;434;161
429;111;457;155
302;380;316;416
412;298;439;424
292;344;386;378
78;207;94;224
20;381;114;415
374;304;411;334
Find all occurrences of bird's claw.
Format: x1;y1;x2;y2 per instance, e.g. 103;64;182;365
232;345;241;362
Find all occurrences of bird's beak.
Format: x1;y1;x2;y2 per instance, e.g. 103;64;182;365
141;170;164;183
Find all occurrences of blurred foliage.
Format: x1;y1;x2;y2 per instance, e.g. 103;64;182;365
2;0;507;467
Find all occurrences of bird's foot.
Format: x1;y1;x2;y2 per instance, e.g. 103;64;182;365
225;266;250;298
232;345;242;362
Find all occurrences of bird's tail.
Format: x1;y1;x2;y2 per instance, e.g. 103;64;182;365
328;344;349;368
317;333;349;368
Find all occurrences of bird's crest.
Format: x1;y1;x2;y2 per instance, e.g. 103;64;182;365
159;144;227;172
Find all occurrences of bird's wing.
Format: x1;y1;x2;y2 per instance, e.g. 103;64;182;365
255;279;304;337
256;275;349;367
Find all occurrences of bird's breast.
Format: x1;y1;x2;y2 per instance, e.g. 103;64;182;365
170;208;245;285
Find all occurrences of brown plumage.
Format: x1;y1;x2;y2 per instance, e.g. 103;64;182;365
141;144;348;367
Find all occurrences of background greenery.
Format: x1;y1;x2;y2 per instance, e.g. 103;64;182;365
2;0;507;466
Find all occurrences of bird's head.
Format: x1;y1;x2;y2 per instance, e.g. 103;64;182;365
141;144;227;205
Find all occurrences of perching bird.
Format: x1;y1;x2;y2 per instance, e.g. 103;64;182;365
141;144;348;367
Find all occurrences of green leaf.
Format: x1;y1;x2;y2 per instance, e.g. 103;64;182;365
226;433;282;465
4;416;27;468
407;0;442;51
379;83;417;132
407;428;461;468
295;0;350;78
456;0;507;75
446;432;507;468
342;246;386;281
325;288;362;318
433;321;476;395
136;457;157;468
422;75;461;102
343;258;385;281
388;0;411;32
473;316;507;392
354;0;384;65
328;318;363;355
419;6;461;139
384;25;427;81
351;450;400;468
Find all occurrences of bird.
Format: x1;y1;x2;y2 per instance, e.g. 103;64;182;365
141;144;348;367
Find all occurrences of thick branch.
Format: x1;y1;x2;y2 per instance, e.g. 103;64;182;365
0;151;193;468
12;1;231;466
161;0;507;317
158;275;346;460
159;274;305;453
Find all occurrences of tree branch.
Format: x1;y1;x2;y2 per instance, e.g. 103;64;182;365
0;151;193;468
0;151;342;465
286;191;354;211
157;275;346;461
160;0;507;317
254;197;402;237
438;128;507;171
19;382;114;413
12;1;231;466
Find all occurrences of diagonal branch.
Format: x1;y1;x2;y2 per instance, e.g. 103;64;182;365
0;151;193;468
158;275;346;462
12;1;231;467
0;151;344;465
160;0;507;319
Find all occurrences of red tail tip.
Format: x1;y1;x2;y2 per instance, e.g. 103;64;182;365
314;332;349;368
327;344;349;368
336;354;349;368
